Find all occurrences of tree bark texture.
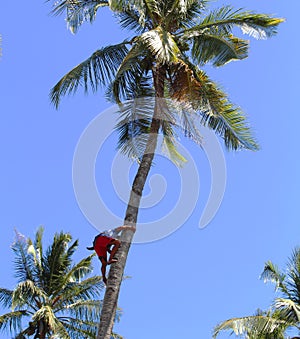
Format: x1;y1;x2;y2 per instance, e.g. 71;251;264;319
97;67;165;339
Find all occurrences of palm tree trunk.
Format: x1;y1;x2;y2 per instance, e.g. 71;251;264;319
96;67;165;339
38;320;46;339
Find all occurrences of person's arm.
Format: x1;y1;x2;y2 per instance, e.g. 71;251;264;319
113;225;136;234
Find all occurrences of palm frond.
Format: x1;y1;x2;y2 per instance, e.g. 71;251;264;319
11;280;47;311
108;41;151;103
194;70;258;150
59;317;97;338
11;230;35;283
206;103;259;151
161;120;188;166
53;276;103;312
164;0;207;30
213;313;287;339
176;0;209;29
0;310;28;334
184;6;284;40
117;10;149;33
190;31;249;66
0;288;13;308
285;247;300;302
42;232;82;295
62;300;101;322
50;41;129;107
275;298;300;323
170;60;258;150
140;26;180;63
168;0;199;16
26;227;45;291
58;254;94;289
50;0;109;34
33;226;44;274
115;98;155;159
109;0;156;28
260;261;287;292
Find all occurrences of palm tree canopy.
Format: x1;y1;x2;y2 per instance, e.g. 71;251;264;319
0;227;114;339
49;0;283;156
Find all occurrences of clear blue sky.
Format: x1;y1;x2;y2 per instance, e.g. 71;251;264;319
0;1;299;338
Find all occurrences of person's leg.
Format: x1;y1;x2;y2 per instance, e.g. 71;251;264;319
99;257;108;285
107;239;121;264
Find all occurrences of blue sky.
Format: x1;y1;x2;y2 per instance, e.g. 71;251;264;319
0;0;299;338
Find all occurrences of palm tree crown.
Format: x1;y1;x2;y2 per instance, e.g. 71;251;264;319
50;0;284;158
0;227;107;339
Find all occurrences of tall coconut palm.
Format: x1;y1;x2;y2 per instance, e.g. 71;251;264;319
213;248;300;339
0;227;122;338
48;1;283;337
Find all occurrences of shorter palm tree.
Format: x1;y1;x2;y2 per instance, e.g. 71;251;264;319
213;248;300;339
0;227;116;339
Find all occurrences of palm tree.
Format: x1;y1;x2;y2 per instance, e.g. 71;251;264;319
213;248;300;339
0;227;118;338
48;1;283;337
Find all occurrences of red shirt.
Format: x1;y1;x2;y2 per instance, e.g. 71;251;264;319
93;235;113;258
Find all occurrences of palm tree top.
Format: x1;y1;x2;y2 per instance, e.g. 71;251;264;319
48;0;284;155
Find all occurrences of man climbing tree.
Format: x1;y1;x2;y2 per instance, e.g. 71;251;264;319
87;225;135;284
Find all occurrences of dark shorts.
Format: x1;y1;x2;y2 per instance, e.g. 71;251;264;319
94;236;114;259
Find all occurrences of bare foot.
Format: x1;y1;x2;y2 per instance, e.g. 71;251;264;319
107;259;118;265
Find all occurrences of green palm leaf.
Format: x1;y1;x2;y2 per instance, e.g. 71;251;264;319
0;289;13;309
12;280;48;311
170;60;258;150
59;318;97;338
50;41;129;107
275;298;300;323
140;26;180;63
31;227;44;284
117;10;149;33
11;230;35;283
54;276;103;312
66;254;95;282
213;313;287;339
190;32;249;66
260;260;290;299
108;41;151;103
0;310;28;334
185;6;284;40
161;119;188;166
115;98;155;159
62;300;102;323
194;69;258;150
50;0;108;33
